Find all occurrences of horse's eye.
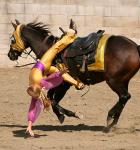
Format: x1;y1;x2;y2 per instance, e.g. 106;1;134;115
10;36;16;44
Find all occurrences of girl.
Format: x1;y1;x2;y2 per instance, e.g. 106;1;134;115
26;67;67;137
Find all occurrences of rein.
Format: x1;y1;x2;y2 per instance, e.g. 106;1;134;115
23;50;37;61
15;49;37;67
15;62;36;68
81;85;90;97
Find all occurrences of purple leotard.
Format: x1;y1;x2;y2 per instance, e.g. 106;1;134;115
33;61;45;72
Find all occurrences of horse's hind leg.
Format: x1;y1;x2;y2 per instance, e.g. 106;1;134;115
106;79;131;129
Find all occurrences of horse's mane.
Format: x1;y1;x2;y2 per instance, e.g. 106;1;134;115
26;21;51;38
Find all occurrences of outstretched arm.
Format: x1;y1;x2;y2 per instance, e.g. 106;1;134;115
26;98;43;136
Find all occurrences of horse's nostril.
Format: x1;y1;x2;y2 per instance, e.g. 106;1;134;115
8;52;10;57
8;52;11;58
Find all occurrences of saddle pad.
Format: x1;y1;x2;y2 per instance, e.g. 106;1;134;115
87;34;111;71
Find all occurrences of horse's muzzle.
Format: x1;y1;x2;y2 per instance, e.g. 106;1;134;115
8;49;21;61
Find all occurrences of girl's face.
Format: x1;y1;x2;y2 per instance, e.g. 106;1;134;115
27;84;41;98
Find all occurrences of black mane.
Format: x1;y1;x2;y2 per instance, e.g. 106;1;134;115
26;21;51;38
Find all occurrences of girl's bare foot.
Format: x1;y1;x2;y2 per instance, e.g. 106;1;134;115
75;82;85;90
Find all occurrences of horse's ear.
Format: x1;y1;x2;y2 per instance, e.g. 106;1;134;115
15;19;20;25
11;21;17;30
69;19;77;34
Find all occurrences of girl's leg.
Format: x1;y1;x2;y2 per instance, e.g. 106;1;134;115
49;66;84;89
40;29;76;72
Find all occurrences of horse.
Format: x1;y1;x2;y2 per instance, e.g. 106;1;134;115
8;20;140;130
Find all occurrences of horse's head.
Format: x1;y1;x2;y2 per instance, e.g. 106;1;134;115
8;20;27;60
8;19;77;61
8;19;56;61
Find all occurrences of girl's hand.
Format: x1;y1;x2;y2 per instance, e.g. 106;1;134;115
26;127;34;137
26;121;34;137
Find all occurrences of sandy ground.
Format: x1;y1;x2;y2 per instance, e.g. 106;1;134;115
0;68;140;150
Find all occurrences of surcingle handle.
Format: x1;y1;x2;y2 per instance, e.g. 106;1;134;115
81;55;87;73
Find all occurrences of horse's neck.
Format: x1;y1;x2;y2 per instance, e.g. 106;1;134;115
32;35;59;59
22;27;45;59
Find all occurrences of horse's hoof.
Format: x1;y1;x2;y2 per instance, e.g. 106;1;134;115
103;127;110;133
58;114;65;124
75;111;84;119
107;116;114;127
107;114;119;129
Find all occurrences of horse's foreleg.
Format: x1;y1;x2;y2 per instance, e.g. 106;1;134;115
106;80;131;129
47;82;79;123
51;100;65;124
52;102;80;123
55;104;82;119
47;88;65;123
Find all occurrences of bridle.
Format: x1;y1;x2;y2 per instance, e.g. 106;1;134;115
10;24;61;67
10;24;38;67
15;49;37;67
10;24;26;52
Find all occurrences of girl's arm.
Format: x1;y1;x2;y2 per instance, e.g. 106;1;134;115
28;98;43;123
26;98;43;136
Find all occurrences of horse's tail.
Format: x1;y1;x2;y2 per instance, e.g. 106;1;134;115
137;45;140;56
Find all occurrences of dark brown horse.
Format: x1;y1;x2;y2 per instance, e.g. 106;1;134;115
8;20;140;130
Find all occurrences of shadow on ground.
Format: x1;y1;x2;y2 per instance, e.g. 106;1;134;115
1;123;139;138
0;123;105;137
